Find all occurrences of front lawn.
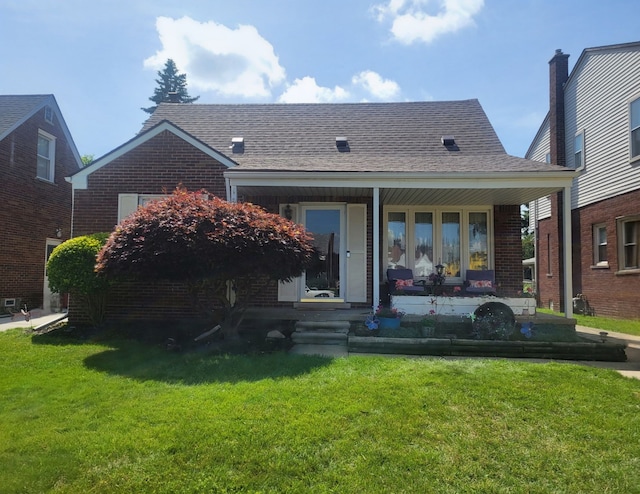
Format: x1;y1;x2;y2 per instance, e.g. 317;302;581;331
1;328;639;493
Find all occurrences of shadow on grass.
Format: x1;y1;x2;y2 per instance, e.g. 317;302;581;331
82;345;333;384
32;327;332;384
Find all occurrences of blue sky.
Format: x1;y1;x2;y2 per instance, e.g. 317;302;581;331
1;0;638;159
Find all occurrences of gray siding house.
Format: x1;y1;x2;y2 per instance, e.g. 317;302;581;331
527;42;640;318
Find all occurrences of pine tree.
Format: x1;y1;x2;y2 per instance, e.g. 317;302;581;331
141;59;199;114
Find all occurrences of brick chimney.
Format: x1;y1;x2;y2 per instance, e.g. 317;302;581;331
545;49;571;311
549;49;570;166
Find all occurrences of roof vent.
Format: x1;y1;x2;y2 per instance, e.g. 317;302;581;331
336;137;349;152
230;137;244;154
441;135;455;146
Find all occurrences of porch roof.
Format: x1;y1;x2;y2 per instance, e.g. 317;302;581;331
225;169;577;206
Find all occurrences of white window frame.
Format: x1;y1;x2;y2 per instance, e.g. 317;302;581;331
617;215;640;272
36;130;56;182
383;205;493;283
574;130;585;170
117;193;167;222
592;223;608;267
630;96;640;163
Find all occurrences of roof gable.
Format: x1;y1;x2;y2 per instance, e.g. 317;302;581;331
68;120;238;189
0;94;82;169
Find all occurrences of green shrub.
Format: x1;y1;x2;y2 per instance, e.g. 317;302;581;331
47;233;110;325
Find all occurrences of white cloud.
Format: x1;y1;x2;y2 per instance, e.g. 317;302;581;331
374;0;484;44
277;77;349;103
144;16;286;98
352;70;400;100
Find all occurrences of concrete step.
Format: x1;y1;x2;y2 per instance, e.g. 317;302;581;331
295;320;351;332
292;331;348;345
293;301;352;310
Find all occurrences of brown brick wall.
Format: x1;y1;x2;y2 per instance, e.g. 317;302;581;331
73;130;228;236
537;189;640;319
493;205;524;297
0;107;76;310
576;189;640;319
70;130;231;324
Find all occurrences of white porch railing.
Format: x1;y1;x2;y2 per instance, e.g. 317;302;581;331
391;295;536;317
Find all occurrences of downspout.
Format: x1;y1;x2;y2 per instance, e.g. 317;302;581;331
563;184;573;318
372;187;380;309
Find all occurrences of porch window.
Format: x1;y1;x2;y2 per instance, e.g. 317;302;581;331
413;212;433;276
618;216;640;270
469;212;489;270
631;97;640;161
387;212;407;269
593;224;608;266
385;207;492;281
441;212;461;277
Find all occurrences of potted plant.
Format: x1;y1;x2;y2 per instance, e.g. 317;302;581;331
375;305;404;329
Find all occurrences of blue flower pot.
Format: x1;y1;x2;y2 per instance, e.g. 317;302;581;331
378;317;401;329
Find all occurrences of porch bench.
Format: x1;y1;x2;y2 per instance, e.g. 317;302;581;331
387;268;426;294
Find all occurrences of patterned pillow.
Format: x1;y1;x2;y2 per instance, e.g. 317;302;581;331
395;278;414;289
470;279;493;288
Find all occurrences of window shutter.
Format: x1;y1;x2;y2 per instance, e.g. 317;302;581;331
117;194;139;223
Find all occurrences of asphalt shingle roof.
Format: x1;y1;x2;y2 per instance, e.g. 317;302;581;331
140;100;566;174
0;94;51;139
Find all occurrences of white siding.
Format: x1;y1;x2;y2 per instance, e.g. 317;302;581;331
564;47;640;210
526;118;552;222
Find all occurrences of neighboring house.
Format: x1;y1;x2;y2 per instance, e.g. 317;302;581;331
0;95;82;314
527;42;640;319
68;100;576;324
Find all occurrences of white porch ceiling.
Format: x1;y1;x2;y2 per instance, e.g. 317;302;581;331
234;185;563;206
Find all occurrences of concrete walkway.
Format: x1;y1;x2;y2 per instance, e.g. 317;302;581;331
0;312;68;332
574;325;640;380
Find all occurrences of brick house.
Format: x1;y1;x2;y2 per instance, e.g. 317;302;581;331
0;95;82;315
68;100;576;324
527;42;640;319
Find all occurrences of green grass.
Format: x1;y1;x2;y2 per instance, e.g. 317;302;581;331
1;329;640;493
538;308;640;337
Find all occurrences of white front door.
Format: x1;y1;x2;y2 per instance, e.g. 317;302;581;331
43;239;61;313
277;203;367;304
302;205;345;300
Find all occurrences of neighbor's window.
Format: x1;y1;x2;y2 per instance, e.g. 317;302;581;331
574;131;584;169
593;224;608;266
631;97;640;160
44;105;53;124
618;217;640;270
37;130;55;182
545;153;551;164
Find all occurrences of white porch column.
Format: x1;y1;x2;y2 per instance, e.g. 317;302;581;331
563;184;573;318
372;187;380;309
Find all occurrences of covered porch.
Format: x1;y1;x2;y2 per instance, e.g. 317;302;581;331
226;169;578;318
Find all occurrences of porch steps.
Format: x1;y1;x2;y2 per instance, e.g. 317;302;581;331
292;320;351;346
